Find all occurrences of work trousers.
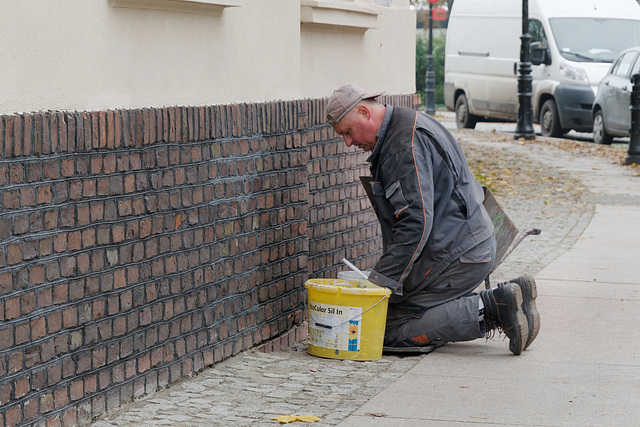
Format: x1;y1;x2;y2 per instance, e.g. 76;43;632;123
383;236;496;347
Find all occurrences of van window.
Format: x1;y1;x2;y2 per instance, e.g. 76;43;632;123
529;19;547;46
549;18;640;63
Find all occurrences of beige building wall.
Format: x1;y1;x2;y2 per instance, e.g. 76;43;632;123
1;0;415;115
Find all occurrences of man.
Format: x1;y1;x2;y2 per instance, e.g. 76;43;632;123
326;84;540;355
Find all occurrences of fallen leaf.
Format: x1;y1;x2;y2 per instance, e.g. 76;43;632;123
272;415;321;424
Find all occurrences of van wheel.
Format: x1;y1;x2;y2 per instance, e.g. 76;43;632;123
592;110;613;145
540;99;563;137
455;94;477;129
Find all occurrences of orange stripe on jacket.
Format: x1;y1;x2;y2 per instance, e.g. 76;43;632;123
400;112;428;282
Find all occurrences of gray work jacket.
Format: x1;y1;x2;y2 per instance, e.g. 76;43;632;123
367;106;494;303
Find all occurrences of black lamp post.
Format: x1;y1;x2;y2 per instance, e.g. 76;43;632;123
514;0;535;140
424;1;436;116
626;73;640;165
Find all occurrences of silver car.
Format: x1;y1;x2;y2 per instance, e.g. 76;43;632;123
592;46;640;145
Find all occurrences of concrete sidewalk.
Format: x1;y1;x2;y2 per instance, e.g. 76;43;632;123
338;135;640;426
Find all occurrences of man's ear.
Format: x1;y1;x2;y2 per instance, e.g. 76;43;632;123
357;105;371;120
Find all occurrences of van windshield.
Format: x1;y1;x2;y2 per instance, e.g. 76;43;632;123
549;18;640;63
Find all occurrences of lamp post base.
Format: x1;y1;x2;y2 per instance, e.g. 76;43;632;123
624;155;640;165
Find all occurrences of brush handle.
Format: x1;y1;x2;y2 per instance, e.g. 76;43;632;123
342;258;369;280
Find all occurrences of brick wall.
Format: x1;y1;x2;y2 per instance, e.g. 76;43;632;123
0;93;420;426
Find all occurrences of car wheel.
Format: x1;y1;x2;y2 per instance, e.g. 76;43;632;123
455;94;477;129
592;110;613;145
540;99;563;138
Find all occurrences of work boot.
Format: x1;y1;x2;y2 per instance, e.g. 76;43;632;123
480;283;527;355
501;276;540;350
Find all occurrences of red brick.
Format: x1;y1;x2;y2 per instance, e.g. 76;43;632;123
5;296;20;320
125;359;136;379
39;392;55;414
93;299;105;319
53;111;64;151
54;335;68;356
3;189;20;210
62;407;77;426
14;375;30;398
69;280;83;301
22;240;38;261
91;202;105;222
21;291;36;314
60;256;76;277
23;397;38;422
53;233;67;253
61;158;74;177
40;236;53;254
47;311;62;334
113;316;126;336
43;160;60;180
138;353;151;373
3;116;13;158
9;164;23;184
54;385;69;409
77;204;90;225
31;317;46;339
77;252;90;275
0;325;13;352
82;228;95;248
6;243;22;265
28;265;45;287
53;283;68;304
114;269;126;289
77;351;91;374
0;381;10;405
113;224;125;243
70;379;84;401
67;231;81;250
37;287;53;308
0;272;11;297
62;306;78;328
5;404;22;427
41;339;56;362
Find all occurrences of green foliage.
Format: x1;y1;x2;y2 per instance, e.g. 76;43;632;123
415;31;447;108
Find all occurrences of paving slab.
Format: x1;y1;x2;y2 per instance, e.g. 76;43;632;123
538;205;639;284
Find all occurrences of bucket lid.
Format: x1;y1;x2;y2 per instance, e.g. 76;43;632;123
304;278;390;296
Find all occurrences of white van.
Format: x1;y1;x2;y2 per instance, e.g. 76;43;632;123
444;0;640;137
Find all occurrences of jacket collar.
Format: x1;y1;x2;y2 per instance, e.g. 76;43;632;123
367;105;393;164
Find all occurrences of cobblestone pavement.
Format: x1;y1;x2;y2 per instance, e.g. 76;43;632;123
92;121;610;426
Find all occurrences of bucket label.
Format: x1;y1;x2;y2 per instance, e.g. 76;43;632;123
308;302;362;352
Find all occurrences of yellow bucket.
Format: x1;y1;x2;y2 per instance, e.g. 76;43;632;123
305;278;391;361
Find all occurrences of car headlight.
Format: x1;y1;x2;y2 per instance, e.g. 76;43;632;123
559;60;588;83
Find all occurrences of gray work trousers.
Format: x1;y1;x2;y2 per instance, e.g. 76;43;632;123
384;236;496;347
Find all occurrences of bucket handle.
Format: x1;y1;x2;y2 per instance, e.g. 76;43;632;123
307;293;389;330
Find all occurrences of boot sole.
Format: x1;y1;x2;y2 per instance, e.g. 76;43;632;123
517;276;540;350
507;285;528;356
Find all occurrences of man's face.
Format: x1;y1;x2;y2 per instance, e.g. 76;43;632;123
333;106;377;152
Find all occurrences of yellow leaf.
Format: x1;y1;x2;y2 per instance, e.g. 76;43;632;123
297;416;321;422
272;415;322;424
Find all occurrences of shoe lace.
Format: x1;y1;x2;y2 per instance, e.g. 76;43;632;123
484;319;506;341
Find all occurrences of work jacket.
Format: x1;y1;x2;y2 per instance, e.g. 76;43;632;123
367;106;494;303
